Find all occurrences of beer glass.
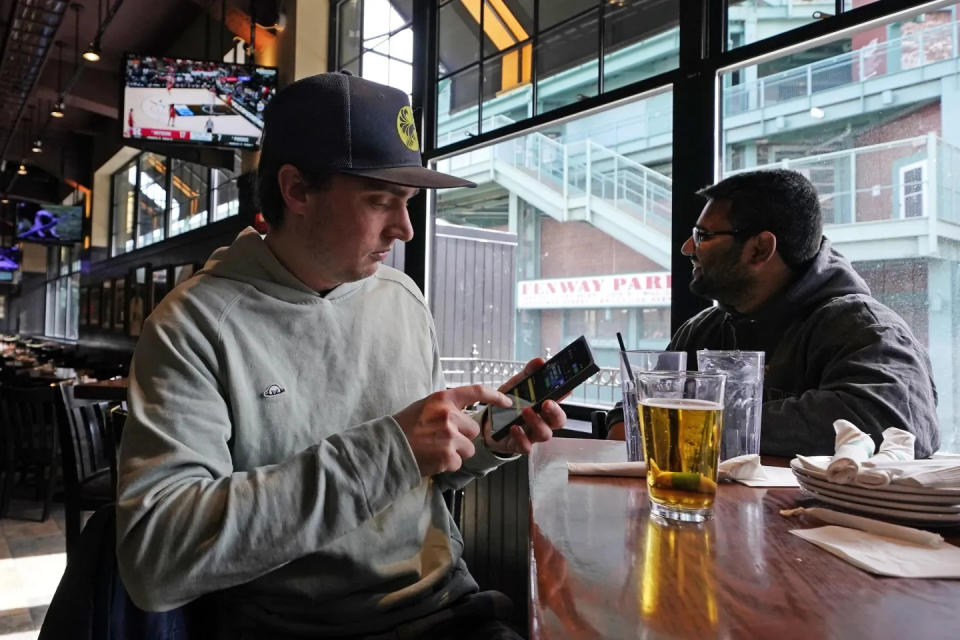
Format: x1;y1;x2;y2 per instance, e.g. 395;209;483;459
636;372;725;523
619;351;687;462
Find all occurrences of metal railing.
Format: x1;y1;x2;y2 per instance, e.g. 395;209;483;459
726;134;960;227
725;17;960;115
441;347;622;408
566;140;672;232
437;114;673;234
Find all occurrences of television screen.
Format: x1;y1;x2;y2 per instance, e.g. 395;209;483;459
16;204;83;244
0;246;20;271
122;54;277;150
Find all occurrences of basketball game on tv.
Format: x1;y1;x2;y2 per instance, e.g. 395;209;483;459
122;54;277;149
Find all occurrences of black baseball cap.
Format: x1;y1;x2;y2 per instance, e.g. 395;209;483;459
259;72;475;189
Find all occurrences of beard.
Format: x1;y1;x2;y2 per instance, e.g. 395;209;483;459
688;248;752;306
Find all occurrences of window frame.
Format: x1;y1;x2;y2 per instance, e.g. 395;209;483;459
331;0;951;420
898;159;928;219
108;152;240;258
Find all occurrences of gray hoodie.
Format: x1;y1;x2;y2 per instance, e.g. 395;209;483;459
116;228;510;636
669;238;939;458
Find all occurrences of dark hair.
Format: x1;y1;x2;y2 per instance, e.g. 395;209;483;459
696;169;823;268
256;164;334;229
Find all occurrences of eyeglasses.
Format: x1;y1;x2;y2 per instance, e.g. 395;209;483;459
691;226;756;246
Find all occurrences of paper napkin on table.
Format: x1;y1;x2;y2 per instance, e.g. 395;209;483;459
790;525;960;578
567;455;798;487
720;454;799;487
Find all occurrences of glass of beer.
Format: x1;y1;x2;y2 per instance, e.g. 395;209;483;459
636;372;725;523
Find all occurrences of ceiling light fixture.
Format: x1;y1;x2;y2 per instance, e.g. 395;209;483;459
32;139;43;153
82;0;102;62
51;41;65;117
83;38;101;62
17;163;27;176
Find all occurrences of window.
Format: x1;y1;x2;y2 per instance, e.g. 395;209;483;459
211;165;240;222
169;159;210;237
335;0;414;94
111;161;137;256
720;5;960;449
899;161;926;218
435;0;679;144
430;91;673;403
43;244;81;341
136;153;168;249
109;152;238;256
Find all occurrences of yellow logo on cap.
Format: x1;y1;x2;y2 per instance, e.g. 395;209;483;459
397;106;419;151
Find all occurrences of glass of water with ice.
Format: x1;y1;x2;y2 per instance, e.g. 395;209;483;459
696;350;765;460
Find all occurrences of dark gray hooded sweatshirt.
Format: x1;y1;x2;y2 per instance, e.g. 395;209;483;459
669;238;939;458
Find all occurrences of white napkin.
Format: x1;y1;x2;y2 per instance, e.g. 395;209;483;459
781;506;943;546
825;420;876;484
855;459;960;489
566;461;646;477
790;526;960;578
567;455;798;487
870;427;916;462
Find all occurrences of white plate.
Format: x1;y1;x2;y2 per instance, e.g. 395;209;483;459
797;486;960;525
796;477;960;513
790;458;960;498
795;473;960;508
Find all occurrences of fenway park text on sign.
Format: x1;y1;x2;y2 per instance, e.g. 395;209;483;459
517;272;671;309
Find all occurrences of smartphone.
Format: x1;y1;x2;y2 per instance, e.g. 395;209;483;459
488;336;599;441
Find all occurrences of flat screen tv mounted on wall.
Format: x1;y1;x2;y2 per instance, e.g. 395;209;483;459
121;53;278;150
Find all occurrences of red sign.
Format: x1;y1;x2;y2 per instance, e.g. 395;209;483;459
138;128;192;141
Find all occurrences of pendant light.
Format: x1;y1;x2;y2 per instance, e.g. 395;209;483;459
51;41;65;117
82;0;102;62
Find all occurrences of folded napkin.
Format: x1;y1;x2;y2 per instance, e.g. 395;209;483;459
566;461;646;477
855;459;960;489
790;526;960;578
567;455;798;487
795;423;920;484
825;420;876;484
871;427;916;462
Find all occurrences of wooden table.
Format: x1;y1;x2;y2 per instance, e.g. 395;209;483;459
529;438;960;639
73;377;128;401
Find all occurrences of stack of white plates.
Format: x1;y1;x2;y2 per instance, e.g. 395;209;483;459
790;458;960;526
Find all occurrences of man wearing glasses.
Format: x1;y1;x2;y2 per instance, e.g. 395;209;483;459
669;169;939;458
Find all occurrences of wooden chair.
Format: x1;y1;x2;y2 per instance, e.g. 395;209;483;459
57;382;117;561
0;384;62;521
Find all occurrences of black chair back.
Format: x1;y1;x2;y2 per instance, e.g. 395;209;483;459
0;384;61;521
57;382;117;561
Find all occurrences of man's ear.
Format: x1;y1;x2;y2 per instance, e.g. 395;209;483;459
746;231;778;265
277;164;310;219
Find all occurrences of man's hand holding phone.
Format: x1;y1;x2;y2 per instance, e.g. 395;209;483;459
483;357;568;456
393;385;513;476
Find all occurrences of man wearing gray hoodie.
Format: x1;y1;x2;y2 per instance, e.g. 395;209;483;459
669;169;939;458
116;73;564;638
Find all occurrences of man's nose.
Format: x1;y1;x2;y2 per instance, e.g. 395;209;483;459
389;208;415;243
681;235;695;257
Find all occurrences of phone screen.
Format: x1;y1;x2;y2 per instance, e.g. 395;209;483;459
489;338;594;436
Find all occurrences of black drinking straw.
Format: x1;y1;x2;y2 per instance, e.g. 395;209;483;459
616;331;635;383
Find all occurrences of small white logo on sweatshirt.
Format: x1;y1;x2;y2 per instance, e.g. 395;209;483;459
262;384;285;398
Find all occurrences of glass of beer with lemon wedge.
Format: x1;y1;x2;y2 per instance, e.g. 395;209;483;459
636;372;725;522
